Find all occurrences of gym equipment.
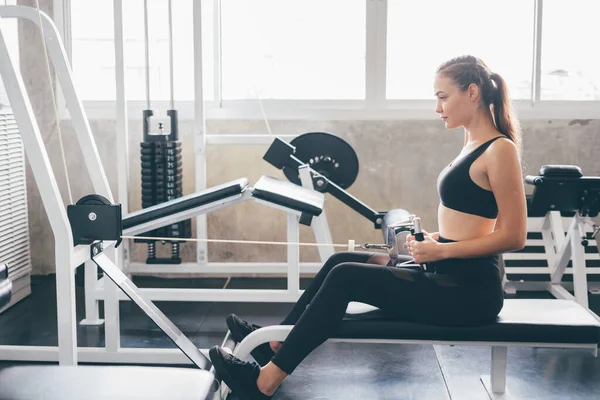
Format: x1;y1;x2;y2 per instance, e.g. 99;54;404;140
0;263;12;309
0;5;338;378
264;134;413;255
0;366;214;400
224;299;600;398
502;165;600;308
281;131;359;189
136;0;191;264
0;106;32;311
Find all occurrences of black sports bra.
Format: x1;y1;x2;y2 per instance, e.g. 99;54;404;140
437;136;505;219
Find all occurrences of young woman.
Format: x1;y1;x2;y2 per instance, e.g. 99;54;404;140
209;55;528;400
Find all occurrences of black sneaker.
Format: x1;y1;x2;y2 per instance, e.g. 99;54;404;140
209;345;273;400
226;314;275;366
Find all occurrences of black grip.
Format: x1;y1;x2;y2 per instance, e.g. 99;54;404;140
415;232;424;241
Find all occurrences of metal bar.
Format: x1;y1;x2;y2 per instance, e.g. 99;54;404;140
193;0;208;265
168;0;174;109
532;0;543;103
127;261;323;275
571;218;590;307
0;9;77;365
0;6;114;202
490;346;508;393
287;213;300;294
143;0;150;109
92;253;211;370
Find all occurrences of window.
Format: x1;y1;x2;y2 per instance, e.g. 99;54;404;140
386;0;534;100
71;0;213;102
221;0;365;100
541;0;600;100
0;0;19;105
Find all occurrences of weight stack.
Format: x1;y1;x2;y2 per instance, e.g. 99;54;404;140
137;109;192;264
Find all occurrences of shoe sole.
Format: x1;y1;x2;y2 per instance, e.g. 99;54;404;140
209;346;253;398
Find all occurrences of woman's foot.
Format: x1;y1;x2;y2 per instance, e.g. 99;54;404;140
209;345;273;400
226;314;279;366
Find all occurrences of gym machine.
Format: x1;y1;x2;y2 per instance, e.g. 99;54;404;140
264;132;414;259
136;0;191;264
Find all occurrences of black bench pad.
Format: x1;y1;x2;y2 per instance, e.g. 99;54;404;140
251;175;324;216
0;366;214;400
340;299;600;345
123;178;248;230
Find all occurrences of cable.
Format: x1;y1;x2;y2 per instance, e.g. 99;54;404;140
168;0;174;109
143;0;151;110
34;0;73;204
121;235;352;248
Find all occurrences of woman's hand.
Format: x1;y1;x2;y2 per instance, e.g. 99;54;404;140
405;231;444;263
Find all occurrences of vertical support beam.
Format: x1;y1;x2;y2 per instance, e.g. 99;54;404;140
114;0;130;271
299;166;334;261
491;346;507;393
79;260;102;325
531;0;544;104
365;0;387;107
287;213;300;295
102;247;121;353
193;0;208;264
0;12;77;365
571;216;589;307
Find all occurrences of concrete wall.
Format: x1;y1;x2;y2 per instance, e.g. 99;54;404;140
13;1;600;274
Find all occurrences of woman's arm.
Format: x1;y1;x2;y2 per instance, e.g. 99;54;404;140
440;139;527;259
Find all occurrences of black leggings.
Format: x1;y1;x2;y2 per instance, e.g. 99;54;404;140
271;245;504;374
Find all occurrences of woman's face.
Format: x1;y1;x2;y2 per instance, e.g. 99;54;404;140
434;73;477;130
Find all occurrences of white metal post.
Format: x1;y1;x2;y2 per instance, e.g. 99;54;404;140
0;6;113;201
298;166;334;261
79;260;103;325
0;20;77;364
490;346;508;393
287;213;300;294
193;0;208;265
114;0;130;269
571;216;589;307
365;0;387;108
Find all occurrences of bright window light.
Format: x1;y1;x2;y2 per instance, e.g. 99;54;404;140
541;0;600;100
386;0;534;100
70;0;213;102
220;0;366;100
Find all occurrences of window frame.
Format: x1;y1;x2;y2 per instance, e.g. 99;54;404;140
55;0;600;121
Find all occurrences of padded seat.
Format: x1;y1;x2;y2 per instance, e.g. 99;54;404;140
251;175;325;223
0;366;215;400
123;178;248;230
340;299;600;345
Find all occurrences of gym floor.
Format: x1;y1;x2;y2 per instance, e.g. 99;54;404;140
1;275;600;400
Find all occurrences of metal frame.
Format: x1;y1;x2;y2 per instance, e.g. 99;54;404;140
502;211;600;308
0;5;336;371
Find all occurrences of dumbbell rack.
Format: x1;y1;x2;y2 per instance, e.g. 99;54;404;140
137;109;191;264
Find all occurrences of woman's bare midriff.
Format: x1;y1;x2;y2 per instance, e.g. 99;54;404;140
438;203;496;241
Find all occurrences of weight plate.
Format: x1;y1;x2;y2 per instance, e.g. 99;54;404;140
284;132;359;189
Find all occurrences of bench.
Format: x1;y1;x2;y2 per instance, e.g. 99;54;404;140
0;366;215;400
228;299;600;397
502;165;600;307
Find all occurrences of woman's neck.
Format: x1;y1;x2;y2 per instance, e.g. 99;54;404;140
462;109;498;146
